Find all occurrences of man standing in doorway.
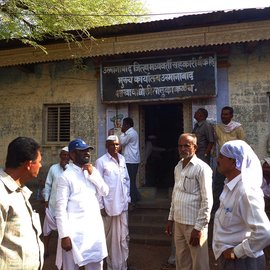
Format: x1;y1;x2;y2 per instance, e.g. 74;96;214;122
96;135;130;270
120;117;140;209
212;106;245;215
192;107;214;165
166;133;213;270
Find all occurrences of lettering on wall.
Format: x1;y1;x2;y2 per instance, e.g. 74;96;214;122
100;53;217;103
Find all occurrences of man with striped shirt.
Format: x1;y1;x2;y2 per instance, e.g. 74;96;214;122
166;133;213;270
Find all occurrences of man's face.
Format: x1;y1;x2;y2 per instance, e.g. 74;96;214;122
217;153;235;176
72;148;91;166
59;151;70;168
106;140;120;157
29;150;42;178
221;109;233;125
121;121;129;133
178;135;197;160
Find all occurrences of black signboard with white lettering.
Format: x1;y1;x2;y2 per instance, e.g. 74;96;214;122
100;53;217;103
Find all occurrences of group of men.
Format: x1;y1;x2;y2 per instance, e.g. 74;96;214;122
165;106;270;270
1;107;270;270
0;116;140;270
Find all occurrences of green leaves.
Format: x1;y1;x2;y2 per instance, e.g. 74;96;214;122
0;0;148;50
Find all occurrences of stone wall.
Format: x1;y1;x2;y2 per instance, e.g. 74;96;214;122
228;44;270;159
0;59;98;181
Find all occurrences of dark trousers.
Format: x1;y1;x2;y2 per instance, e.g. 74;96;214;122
126;163;140;204
217;254;265;270
211;169;226;217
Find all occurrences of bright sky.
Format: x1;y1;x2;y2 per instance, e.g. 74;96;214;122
143;0;270;20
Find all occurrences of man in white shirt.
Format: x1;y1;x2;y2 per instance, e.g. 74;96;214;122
213;140;270;270
96;135;130;270
119;117;140;208
55;138;109;270
42;146;69;257
166;133;213;270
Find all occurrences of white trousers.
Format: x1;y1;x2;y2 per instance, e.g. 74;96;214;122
62;250;103;270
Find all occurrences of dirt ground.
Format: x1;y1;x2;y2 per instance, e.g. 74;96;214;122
42;233;218;270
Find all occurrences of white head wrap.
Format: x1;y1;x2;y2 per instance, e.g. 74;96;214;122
220;140;262;187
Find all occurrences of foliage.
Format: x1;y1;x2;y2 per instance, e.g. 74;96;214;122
0;0;148;51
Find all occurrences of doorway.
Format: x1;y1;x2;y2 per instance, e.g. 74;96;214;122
142;103;183;188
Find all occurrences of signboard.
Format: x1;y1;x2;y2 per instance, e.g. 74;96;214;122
100;53;217;103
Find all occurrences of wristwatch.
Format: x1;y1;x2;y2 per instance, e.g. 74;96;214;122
230;251;236;259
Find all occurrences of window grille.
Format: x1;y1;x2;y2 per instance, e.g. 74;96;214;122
45;104;70;143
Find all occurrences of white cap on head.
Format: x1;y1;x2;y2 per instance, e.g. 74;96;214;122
61;146;69;152
106;135;119;143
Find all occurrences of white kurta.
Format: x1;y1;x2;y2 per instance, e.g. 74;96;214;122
55;163;109;269
95;152;130;270
43;163;65;216
95;152;130;215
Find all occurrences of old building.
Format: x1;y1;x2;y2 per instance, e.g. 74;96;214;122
0;7;270;191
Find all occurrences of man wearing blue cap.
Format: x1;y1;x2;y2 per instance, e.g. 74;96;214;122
55;138;109;270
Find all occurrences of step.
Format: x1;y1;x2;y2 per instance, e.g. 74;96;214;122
129;222;166;235
129;233;171;246
129;208;169;224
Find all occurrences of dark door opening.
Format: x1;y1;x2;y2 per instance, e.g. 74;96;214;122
143;103;183;188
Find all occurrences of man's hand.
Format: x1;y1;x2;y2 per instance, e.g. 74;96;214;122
61;237;72;251
165;220;174;236
189;228;201;246
83;163;93;175
100;208;107;217
223;248;236;260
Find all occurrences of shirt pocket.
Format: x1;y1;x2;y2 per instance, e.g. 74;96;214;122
217;207;233;227
182;177;200;194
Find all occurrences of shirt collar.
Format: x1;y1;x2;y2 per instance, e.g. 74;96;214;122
0;169;32;199
180;154;197;166
225;174;242;191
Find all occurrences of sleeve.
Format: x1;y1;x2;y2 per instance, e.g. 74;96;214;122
94;159;105;209
168;167;177;221
236;126;245;140
206;123;215;143
124;163;131;203
234;189;270;258
119;132;131;147
194;165;213;231
43;166;54;201
55;175;70;239
86;167;109;197
0;199;8;244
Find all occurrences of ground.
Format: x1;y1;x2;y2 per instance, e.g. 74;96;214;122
31;198;270;270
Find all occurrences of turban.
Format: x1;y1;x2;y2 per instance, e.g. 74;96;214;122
220;140;262;188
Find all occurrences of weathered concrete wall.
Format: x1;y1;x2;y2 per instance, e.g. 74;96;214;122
228;44;270;159
0;59;98;181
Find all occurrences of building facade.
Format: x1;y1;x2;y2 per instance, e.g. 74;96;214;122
0;8;270;188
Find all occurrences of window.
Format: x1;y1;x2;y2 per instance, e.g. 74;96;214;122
44;104;70;143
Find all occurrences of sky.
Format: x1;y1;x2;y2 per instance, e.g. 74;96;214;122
142;0;270;20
